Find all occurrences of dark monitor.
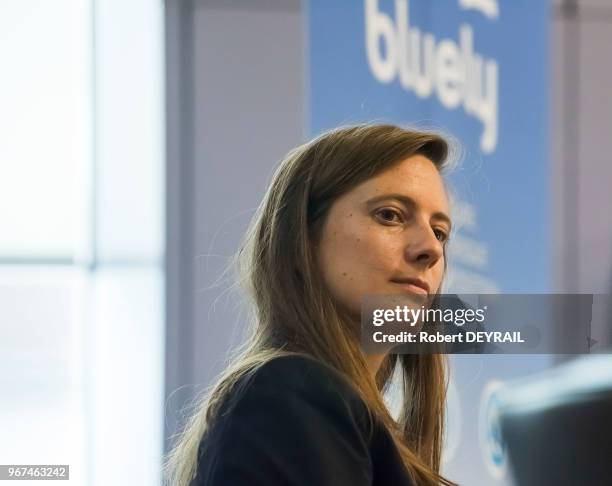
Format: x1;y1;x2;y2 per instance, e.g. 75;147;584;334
497;356;612;486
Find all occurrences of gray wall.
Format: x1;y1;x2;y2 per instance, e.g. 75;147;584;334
552;0;612;351
164;0;304;450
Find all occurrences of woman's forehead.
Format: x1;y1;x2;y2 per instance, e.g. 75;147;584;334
351;155;450;212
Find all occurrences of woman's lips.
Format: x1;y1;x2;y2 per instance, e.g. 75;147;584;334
393;282;429;295
390;277;430;295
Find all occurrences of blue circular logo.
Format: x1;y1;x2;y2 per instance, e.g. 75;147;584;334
479;381;507;479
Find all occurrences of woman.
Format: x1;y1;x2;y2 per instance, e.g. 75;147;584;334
165;124;458;486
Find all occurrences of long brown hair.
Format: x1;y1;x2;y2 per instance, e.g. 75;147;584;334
164;124;459;486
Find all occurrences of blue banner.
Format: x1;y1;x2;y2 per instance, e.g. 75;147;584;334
306;1;552;484
307;0;550;294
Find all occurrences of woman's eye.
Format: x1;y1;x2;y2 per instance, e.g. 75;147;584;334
434;229;449;243
376;208;402;223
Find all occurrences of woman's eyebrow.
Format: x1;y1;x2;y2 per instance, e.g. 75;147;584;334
365;193;453;231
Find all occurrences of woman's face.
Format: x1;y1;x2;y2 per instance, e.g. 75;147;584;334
315;154;451;320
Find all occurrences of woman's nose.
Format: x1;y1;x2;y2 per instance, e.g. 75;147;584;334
403;223;444;267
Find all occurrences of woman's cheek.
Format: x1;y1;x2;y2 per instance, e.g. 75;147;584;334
345;234;397;293
364;228;404;268
333;226;377;297
433;259;446;290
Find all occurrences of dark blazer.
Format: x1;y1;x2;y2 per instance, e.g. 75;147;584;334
192;354;414;485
